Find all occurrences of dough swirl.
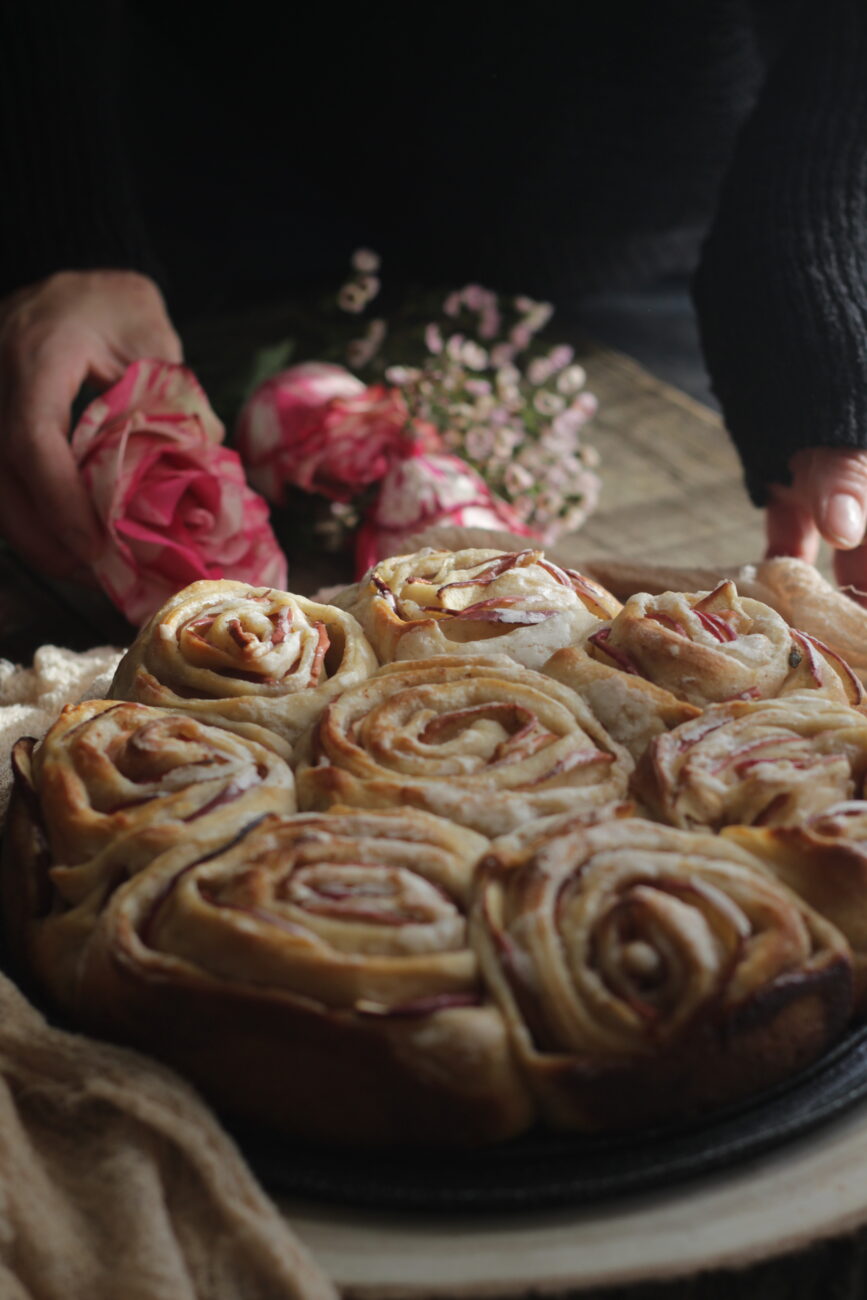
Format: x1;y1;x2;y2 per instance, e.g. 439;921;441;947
584;581;863;707
473;815;853;1130
1;698;295;998
110;578;377;758
71;808;533;1144
296;656;633;836
634;692;867;831
337;547;621;669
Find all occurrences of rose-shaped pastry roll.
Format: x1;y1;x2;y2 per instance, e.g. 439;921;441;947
583;581;863;708
1;699;295;995
727;802;867;1014
110;579;378;760
634;692;867;831
71;809;534;1145
542;647;700;761
472;816;853;1131
335;546;621;669
295;656;632;836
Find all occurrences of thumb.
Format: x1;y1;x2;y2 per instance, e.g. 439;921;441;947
790;447;867;550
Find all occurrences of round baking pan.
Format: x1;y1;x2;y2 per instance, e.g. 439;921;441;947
231;1021;867;1212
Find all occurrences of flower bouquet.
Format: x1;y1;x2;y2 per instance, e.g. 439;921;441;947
69;254;602;623
236;252;602;572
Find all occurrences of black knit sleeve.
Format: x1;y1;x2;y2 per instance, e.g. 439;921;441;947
0;1;160;298
691;0;867;506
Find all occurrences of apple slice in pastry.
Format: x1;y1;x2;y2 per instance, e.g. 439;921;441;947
634;693;867;831
71;808;534;1146
295;655;633;837
473;815;853;1131
584;581;862;708
1;699;295;999
335;546;621;669
110;578;378;759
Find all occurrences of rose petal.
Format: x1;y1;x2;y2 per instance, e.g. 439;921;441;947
355;451;538;574
73;361;287;624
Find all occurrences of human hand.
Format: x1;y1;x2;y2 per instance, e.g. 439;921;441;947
765;447;867;602
0;270;182;578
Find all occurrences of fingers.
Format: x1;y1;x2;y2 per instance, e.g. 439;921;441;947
2;344;103;566
0;465;85;577
0;271;184;578
767;447;867;606
764;484;821;563
104;273;184;369
833;543;867;606
9;414;102;564
788;447;867;550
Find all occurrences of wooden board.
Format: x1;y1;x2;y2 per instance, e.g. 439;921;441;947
277;1093;867;1297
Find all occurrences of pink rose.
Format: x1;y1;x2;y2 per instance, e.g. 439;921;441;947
355;451;539;574
72;360;287;626
236;362;366;502
237;364;442;503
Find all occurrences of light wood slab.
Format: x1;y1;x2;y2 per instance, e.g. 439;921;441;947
278;1093;867;1297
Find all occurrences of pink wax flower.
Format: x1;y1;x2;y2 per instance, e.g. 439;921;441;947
238;364;442;503
354;450;538;574
72;360;287;626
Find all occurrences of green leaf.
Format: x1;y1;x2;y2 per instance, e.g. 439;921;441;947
241;338;297;402
211;337;297;440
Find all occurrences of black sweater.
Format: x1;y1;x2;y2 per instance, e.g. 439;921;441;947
2;1;866;505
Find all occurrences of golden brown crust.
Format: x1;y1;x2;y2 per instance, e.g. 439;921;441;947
5;552;867;1147
341;547;621;670
472;817;853;1131
1;739;52;978
583;582;863;708
295;656;633;836
29;699;296;868
110;579;378;759
634;692;867;831
542;646;700;760
726;803;867;1014
2;700;296;1003
71;810;534;1145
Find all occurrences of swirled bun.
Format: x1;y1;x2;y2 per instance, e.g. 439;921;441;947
337;547;620;669
110;579;377;758
295;655;633;836
5;550;867;1145
473;815;853;1129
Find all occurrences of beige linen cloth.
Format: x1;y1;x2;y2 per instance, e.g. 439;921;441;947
0;645;336;1300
